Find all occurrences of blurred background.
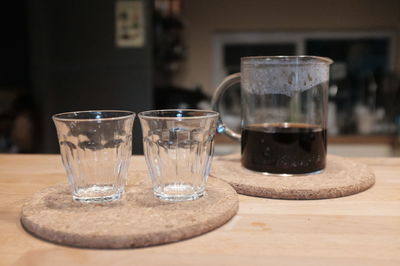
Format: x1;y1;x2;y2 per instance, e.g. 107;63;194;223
0;0;399;156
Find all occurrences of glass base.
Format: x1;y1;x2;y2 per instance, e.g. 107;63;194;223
72;185;123;203
154;183;205;202
259;169;325;177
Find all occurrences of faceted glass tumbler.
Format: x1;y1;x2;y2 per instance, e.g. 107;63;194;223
53;110;135;203
139;109;219;202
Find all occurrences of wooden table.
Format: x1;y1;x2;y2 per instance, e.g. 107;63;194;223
1;154;399;266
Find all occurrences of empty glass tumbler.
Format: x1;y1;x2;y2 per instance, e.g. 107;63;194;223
53;110;135;202
139;109;219;201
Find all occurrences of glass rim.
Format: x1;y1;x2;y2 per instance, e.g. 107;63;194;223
52;110;135;122
241;55;333;65
138;109;219;120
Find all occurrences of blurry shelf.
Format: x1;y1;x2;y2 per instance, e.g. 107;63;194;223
328;135;396;145
215;134;238;145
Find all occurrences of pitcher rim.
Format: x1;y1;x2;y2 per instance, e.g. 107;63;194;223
241;55;333;65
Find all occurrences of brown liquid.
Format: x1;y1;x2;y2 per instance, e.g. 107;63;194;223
241;123;327;174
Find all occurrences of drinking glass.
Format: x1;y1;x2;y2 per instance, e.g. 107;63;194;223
53;110;135;202
139;109;219;201
212;56;333;175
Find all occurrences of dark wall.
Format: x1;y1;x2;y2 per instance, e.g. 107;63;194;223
0;1;29;90
28;0;153;154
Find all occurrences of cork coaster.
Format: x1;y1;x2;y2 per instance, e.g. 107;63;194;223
20;175;238;249
211;154;375;200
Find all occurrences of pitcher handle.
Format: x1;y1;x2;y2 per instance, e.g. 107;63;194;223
211;73;241;142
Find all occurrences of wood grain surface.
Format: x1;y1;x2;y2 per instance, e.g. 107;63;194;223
0;154;399;266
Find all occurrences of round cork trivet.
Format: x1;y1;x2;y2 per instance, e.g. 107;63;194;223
20;175;238;249
211;154;375;200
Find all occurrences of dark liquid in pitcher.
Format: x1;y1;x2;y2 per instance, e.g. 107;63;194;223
241;123;327;174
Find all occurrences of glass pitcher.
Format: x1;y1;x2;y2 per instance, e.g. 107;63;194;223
212;56;333;175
